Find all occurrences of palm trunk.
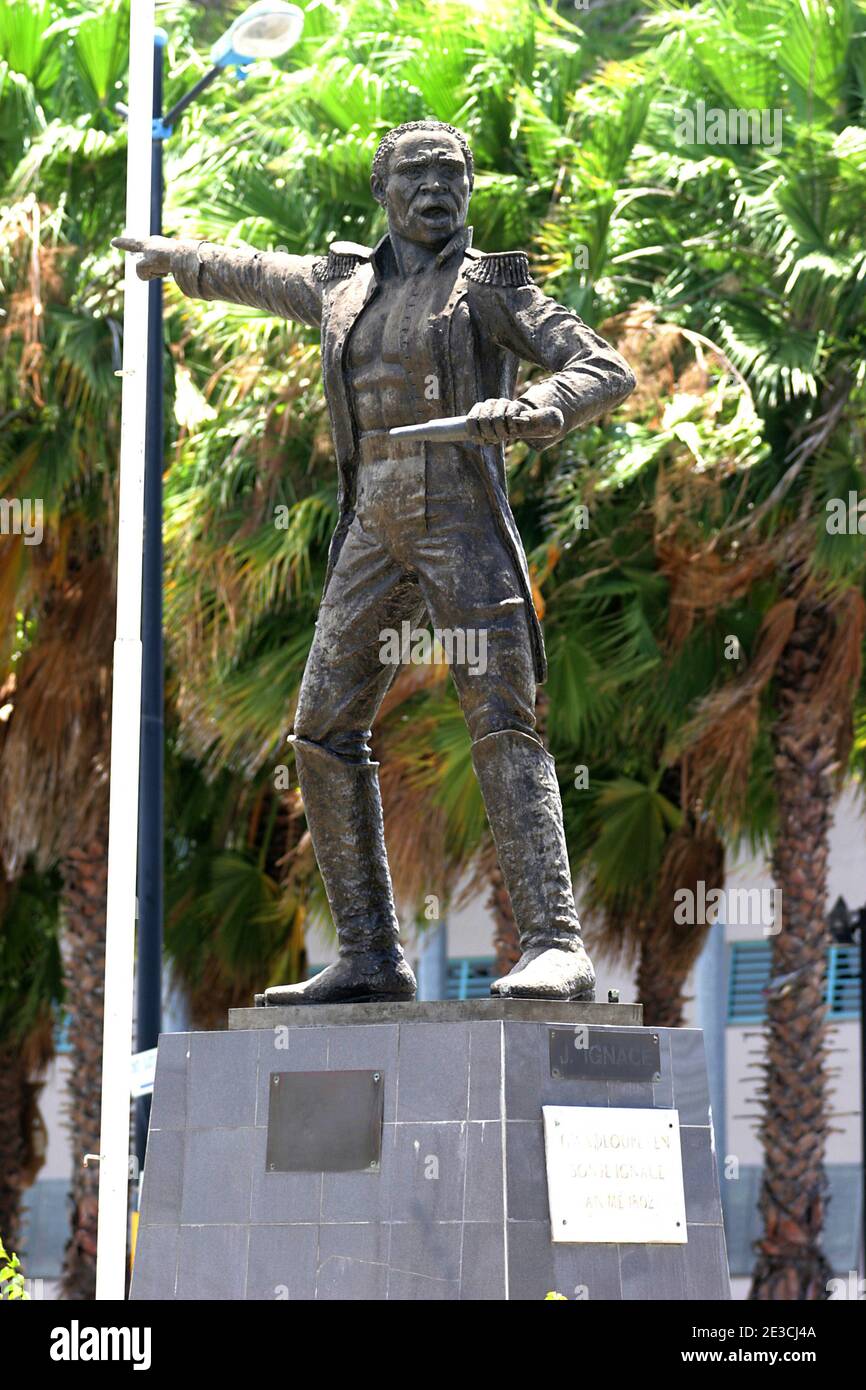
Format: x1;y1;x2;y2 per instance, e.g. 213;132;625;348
0;1046;29;1253
60;824;109;1301
750;601;835;1300
489;863;521;977
187;973;253;1032
636;816;725;1029
635;926;690;1028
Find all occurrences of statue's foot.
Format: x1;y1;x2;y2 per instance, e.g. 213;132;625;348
261;951;417;1007
491;941;596;1002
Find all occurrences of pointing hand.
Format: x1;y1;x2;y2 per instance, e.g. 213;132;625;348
112;234;185;281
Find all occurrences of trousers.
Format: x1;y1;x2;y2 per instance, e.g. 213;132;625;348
294;436;538;753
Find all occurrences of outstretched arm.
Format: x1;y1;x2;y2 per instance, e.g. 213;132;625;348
113;235;323;328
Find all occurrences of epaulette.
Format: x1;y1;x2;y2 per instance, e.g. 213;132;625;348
465;250;532;288
313;240;373;282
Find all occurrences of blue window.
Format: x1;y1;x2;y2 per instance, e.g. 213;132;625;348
727;942;860;1024
446;957;497;1000
827;944;861;1017
52;1009;73;1055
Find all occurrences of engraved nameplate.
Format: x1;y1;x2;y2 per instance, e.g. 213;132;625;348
265;1070;384;1173
549;1026;660;1082
543;1106;688;1244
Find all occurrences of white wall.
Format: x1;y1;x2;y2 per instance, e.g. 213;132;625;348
34;1055;74;1180
726;1022;861;1167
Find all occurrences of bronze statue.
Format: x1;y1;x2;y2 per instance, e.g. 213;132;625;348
115;120;635;1006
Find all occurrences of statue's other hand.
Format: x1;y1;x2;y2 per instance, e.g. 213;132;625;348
466;397;536;443
112;234;181;281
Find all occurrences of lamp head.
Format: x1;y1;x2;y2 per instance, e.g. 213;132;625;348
211;2;304;68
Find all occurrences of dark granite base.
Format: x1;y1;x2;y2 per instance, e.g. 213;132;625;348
131;1013;729;1301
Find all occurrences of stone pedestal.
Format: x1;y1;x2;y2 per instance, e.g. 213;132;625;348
130;1000;729;1301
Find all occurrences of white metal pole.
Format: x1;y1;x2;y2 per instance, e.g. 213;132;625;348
95;0;155;1301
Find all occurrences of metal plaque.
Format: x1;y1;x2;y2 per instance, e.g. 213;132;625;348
543;1105;688;1244
549;1026;660;1083
265;1069;384;1173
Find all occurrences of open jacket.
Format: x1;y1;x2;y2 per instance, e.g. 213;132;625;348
172;231;635;683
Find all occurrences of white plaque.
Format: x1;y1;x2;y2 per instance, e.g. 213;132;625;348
542;1106;688;1244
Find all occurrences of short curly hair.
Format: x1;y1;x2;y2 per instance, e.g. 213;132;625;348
371;120;474;201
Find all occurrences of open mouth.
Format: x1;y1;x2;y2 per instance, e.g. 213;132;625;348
417;202;452;219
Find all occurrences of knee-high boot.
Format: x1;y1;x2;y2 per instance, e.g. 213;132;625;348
261;737;416;1006
471;729;595;1000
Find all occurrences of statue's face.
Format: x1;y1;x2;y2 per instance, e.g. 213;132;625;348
373;130;471;246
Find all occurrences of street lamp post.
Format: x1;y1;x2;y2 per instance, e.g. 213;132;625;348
134;5;304;1173
134;26;167;1175
98;0;155;1302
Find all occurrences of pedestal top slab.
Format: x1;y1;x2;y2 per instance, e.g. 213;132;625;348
227;997;642;1030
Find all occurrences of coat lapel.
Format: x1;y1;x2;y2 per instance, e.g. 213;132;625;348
321;263;377;470
443;255;548;683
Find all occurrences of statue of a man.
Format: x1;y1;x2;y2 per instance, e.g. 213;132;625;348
116;120;635;1006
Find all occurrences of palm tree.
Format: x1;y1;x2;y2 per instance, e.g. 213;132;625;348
0;0;130;1296
163;746;316;1026
631;0;866;1296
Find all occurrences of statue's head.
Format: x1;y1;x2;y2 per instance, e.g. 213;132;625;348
371;120;474;247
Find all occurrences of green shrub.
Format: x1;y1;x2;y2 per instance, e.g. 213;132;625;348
0;1235;29;1300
